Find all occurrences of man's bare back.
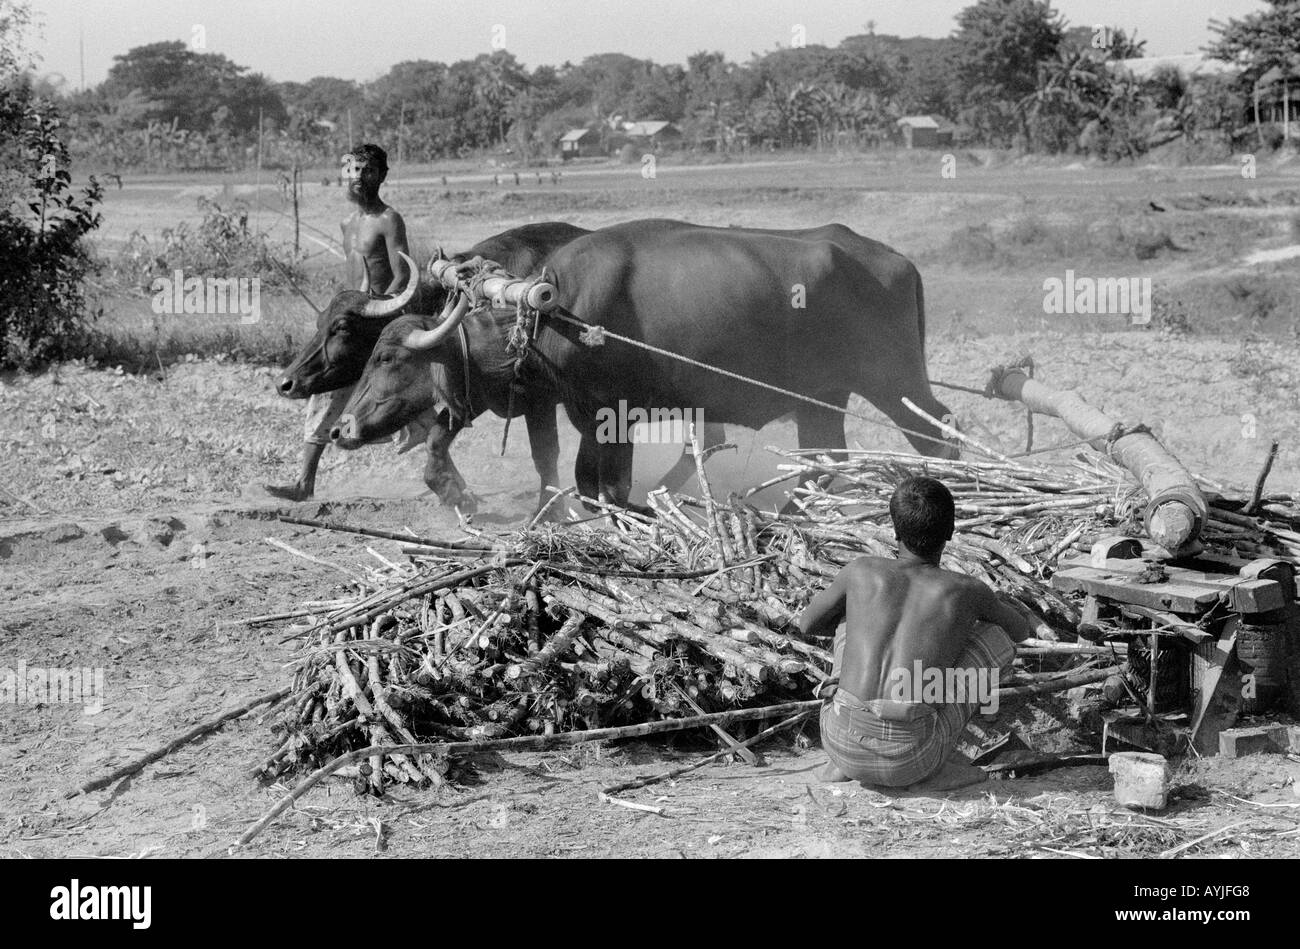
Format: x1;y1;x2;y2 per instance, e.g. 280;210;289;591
798;554;1036;704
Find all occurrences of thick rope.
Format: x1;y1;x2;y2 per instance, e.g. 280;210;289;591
548;310;956;452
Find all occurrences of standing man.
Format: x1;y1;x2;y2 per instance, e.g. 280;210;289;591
797;476;1036;791
269;144;430;501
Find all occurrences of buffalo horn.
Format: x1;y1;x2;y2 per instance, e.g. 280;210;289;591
401;292;470;351
360;252;419;317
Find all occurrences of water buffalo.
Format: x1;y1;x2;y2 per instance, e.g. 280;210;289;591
343;219;957;510
304;221;590;512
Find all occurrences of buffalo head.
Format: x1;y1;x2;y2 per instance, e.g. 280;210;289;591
277;252;431;398
330;292;471;448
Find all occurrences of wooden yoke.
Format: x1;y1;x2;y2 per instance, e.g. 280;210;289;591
428;257;559;312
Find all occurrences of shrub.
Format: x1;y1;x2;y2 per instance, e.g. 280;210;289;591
0;87;103;370
109;195;310;292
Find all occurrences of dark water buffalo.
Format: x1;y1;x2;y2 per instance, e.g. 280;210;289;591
323;222;590;512
277;222;589;510
344;219;957;509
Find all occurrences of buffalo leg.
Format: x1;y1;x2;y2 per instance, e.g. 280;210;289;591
422;412;477;513
795;393;849;452
596;439;651;514
574;431;601;507
785;394;849;511
524;400;563;519
865;385;959;460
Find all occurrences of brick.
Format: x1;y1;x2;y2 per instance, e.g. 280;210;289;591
1217;725;1288;758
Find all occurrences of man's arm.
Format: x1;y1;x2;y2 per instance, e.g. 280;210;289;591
381;211;410;295
969;581;1039;643
795;559;859;638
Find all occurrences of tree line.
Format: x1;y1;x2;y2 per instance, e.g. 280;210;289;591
11;0;1298;173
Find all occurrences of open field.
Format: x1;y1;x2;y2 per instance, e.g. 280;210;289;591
3;151;1300;858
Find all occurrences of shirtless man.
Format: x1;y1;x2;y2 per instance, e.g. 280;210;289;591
269;143;430;501
797;476;1037;791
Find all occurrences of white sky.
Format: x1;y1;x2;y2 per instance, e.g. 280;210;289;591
25;0;1268;89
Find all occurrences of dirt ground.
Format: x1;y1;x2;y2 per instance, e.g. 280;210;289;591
3;154;1300;858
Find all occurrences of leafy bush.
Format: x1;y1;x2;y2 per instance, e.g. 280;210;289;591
109;195;313;293
0;86;103;370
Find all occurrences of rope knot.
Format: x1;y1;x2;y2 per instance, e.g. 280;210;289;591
1105;421;1150;455
578;324;607;347
983;354;1035;400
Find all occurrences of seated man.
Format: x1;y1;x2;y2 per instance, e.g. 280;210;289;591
796;476;1037;791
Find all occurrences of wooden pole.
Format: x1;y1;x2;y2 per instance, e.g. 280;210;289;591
291;163;300;254
1248;440;1280;514
989;369;1206;551
255;107;264;234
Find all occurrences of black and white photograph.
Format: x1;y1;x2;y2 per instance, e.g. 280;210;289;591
0;0;1297;895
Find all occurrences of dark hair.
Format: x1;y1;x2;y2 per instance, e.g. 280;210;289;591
345;143;388;178
889;476;954;557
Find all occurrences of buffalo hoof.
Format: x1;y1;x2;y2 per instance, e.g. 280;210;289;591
265;482;313;502
434;489;478;515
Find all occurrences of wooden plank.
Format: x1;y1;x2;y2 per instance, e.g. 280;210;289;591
1087;559;1288;611
1051;565;1220;613
1191;620;1240;756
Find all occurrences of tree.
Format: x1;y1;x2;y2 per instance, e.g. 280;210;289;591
0;0;32;79
954;0;1066;145
475;50;527;144
1207;0;1300;81
685;51;745;149
1061;24;1146;61
1207;0;1300;144
0;88;104;368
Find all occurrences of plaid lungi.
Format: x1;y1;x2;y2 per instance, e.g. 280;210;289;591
819;621;1016;787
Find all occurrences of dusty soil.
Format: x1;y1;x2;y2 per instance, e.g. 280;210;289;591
5;155;1300;858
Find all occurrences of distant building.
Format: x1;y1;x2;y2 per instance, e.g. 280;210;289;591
895;115;953;149
1255;64;1300;131
621;120;682;150
559;128;600;159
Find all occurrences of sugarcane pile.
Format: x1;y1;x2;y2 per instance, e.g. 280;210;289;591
258;438;1174;791
770;446;1148;632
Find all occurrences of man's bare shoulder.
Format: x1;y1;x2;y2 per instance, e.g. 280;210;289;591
947;571;994;602
839;556;898;584
371;205;404;229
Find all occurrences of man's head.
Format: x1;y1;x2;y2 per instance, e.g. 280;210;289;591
341;144;388;202
889;476;954;559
